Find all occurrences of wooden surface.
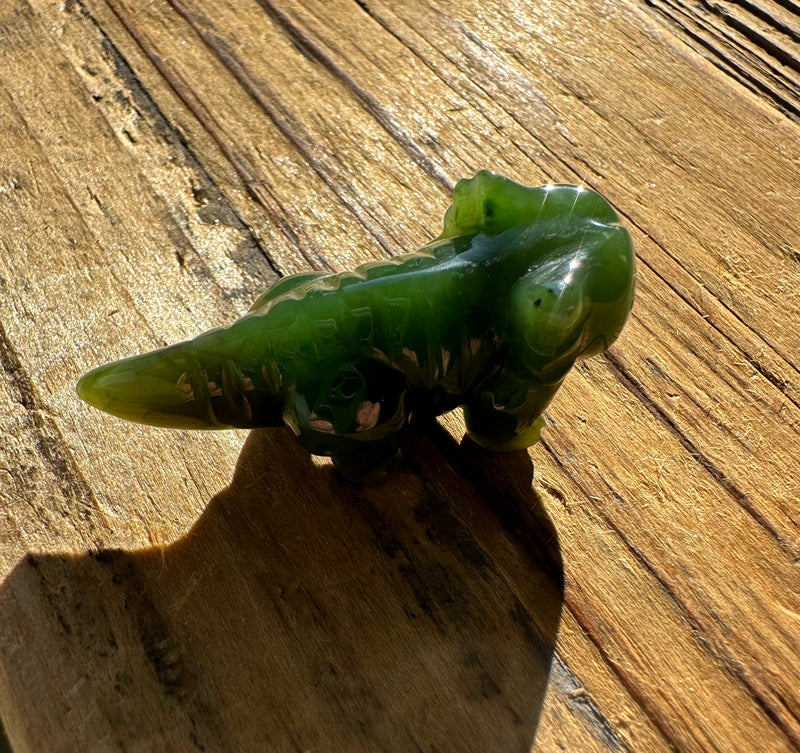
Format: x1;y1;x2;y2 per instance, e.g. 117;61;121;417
0;0;798;750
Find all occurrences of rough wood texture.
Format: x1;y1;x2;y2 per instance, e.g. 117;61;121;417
0;0;798;750
641;0;800;120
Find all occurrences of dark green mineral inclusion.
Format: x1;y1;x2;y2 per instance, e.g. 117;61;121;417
78;171;636;481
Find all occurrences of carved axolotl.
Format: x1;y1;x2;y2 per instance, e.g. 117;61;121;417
78;171;636;480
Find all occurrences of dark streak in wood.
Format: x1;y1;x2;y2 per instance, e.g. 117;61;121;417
24;555;75;640
605;351;798;561
161;0;405;259
0;320;100;532
640;0;800;121
93;550;224;750
85;15;282;282
90;0;314;275
256;0;454;191
413;481;495;573
350;491;475;628
550;654;631;752
641;349;780;452
730;0;800;45
423;421;564;587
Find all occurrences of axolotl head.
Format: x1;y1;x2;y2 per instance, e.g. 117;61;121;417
505;216;635;382
443;171;636;382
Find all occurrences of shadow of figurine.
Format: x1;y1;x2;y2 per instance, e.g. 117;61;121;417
0;423;563;753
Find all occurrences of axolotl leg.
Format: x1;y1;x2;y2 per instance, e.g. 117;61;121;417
282;357;410;482
462;365;560;451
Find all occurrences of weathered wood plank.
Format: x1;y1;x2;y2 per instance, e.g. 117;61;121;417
34;1;688;748
103;0;800;747
0;0;798;750
640;0;800;120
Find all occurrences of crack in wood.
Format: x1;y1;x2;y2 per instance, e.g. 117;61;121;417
605;351;798;560
640;0;800;120
0;320;100;533
160;0;406;261
81;4;283;283
256;0;454;191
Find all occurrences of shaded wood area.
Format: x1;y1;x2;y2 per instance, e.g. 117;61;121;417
0;0;798;750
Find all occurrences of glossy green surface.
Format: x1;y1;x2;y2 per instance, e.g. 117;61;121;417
78;171;636;480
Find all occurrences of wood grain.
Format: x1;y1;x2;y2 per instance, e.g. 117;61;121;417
640;0;800;120
0;0;798;750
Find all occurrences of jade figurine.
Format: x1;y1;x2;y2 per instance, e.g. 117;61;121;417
78;171;636;480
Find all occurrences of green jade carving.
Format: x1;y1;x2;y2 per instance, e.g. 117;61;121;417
78;172;636;481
